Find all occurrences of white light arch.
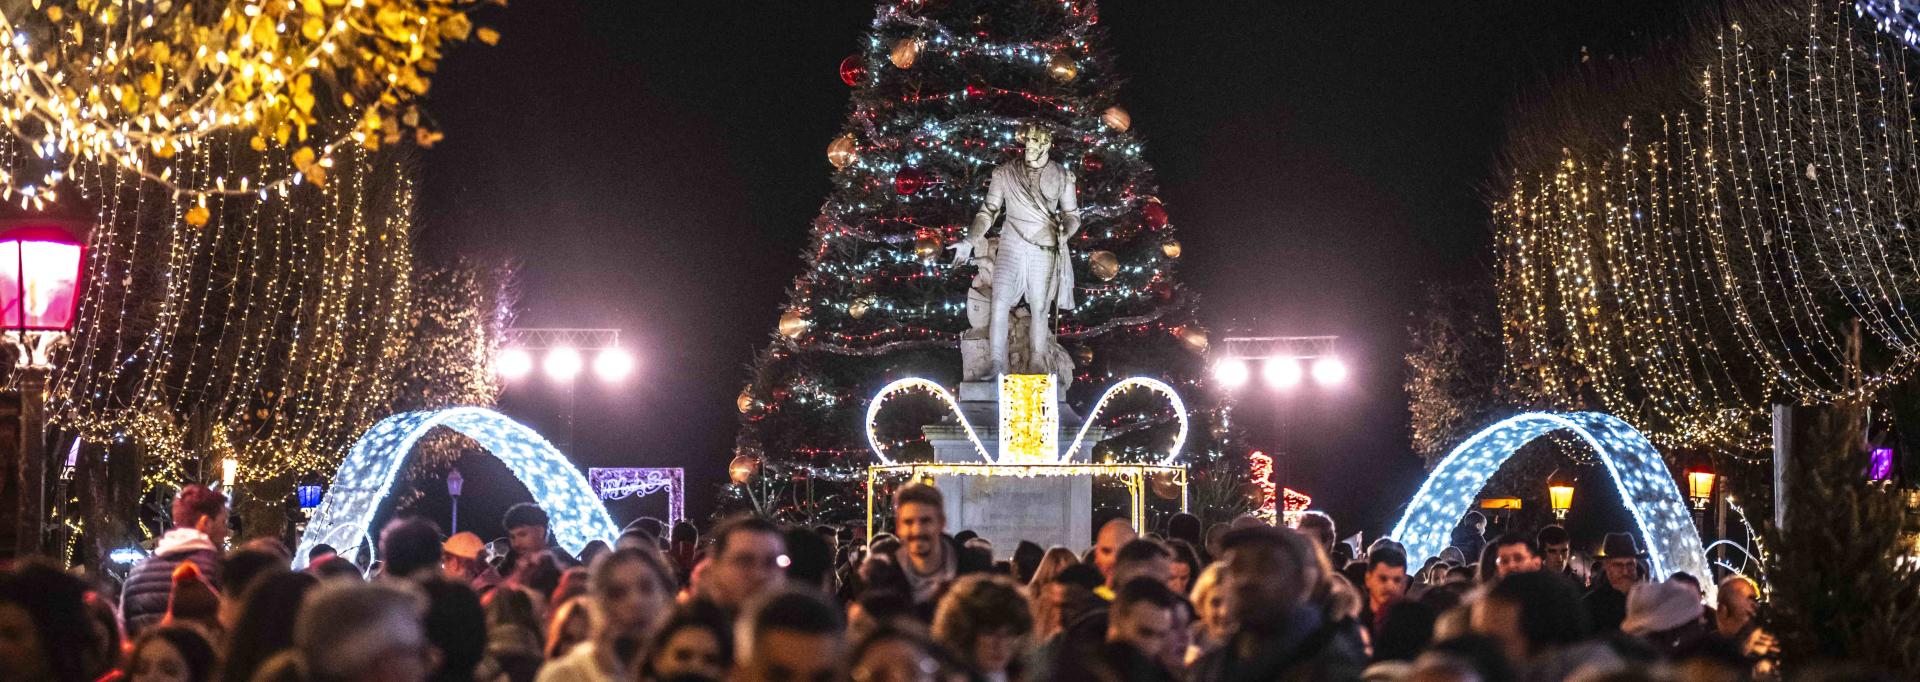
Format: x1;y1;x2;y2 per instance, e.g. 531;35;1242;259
294;406;618;567
1389;412;1708;586
864;376;1189;465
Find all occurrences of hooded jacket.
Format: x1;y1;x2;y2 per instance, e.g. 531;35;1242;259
121;528;221;636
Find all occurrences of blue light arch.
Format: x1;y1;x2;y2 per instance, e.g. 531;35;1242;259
295;406;619;567
1389;412;1708;585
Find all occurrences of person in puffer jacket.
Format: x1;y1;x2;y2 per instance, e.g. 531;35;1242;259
121;484;229;637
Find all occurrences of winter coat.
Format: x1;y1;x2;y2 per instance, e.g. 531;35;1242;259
120;528;222;637
1189;606;1368;682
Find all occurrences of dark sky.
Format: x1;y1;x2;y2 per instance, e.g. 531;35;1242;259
412;1;1695;538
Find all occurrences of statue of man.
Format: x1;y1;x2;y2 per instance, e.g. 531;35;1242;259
951;123;1080;377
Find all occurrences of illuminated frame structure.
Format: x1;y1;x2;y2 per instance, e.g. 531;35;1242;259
1390;412;1708;586
588;467;686;525
866;463;1187;543
295;406;619;567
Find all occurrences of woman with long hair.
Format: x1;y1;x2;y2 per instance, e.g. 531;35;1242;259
480;586;546;682
544;598;596;661
1024;547;1078;592
639;602;732;682
1185;563;1233;665
220;571;318;682
535;548;677;682
122;625;219;682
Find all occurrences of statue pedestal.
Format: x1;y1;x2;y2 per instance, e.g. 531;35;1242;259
921;382;1101;558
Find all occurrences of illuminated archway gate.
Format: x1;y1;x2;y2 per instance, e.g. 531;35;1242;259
1390;412;1708;583
295;406;618;567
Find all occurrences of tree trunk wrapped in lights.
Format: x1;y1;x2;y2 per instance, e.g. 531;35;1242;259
734;0;1237;526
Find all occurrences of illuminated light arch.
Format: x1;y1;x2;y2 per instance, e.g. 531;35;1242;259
1065;377;1189;466
866;378;991;465
1389;412;1708;586
865;376;1189;465
295;406;618;567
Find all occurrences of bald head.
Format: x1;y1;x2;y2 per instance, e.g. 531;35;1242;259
1094;519;1138;579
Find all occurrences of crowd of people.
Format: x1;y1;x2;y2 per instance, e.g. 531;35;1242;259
0;483;1883;682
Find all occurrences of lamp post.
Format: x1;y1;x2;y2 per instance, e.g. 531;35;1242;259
1686;462;1716;513
446;466;464;533
1547;468;1575;521
1;221;86;557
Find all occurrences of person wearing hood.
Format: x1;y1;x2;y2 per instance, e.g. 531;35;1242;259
1621;579;1711;657
123;484;229;637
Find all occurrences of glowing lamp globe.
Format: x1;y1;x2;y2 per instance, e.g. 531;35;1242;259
1548;483;1575;520
497;348;534;381
1213;358;1250;388
1311;357;1348;386
1685;466;1715;511
543;347;583;382
445;467;464;497
0;224;85;332
1264;357;1303;389
592;348;635;382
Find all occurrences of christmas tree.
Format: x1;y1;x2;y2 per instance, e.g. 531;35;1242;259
734;0;1236;525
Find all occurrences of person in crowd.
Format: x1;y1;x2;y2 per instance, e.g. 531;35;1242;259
0;559;108;681
121;624;218;682
1165;539;1203;595
1189;526;1367;681
1102;539;1173;601
848;590;916;643
697;516;788;616
1030;563;1101;644
82;590;123;678
1405;635;1518;682
1620;579;1710;657
124;484;229;636
1369;600;1438;665
1451;512;1489;567
1358;544;1409;640
1090;519;1138;581
221;570;319;682
733;589;846;682
1166;512;1204;554
217;547;286;629
1472;570;1615;679
1186;563;1233;665
306;543;339;569
1202;523;1231;562
421;577;489;682
1012;540;1045;584
381;516;448;581
782;525;837;593
1583;532;1646;632
578;541;613;569
552;566;591;607
1294;511;1337;557
1105;578;1190;680
538;548;678;682
1487;533;1544;580
504;503;577;578
667;522;700;585
932;574;1033;682
163;561;223;639
1536;525;1576;583
443;532;505;595
879;483;990;612
849;624;943;682
641;601;733;682
258;579;433;682
309;555;364;581
544;597;595;661
476;586;546;682
1027;546;1079;592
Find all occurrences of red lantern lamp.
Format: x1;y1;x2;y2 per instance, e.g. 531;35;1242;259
0;223;85;333
1686;465;1715;511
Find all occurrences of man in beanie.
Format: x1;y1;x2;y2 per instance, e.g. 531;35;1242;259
122;484;228;636
1621;579;1710;656
441;531;503;594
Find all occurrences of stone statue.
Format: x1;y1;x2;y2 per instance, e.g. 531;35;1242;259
951;123;1080;382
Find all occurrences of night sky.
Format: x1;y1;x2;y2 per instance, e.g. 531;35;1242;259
410;1;1698;539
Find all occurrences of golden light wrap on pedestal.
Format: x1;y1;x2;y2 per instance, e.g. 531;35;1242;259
998;374;1059;464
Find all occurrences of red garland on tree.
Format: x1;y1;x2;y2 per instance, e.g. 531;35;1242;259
840;54;866;87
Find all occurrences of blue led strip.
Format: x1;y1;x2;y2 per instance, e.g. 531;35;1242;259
1388;412;1709;591
294;406;620;567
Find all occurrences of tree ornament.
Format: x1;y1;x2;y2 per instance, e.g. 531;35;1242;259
184;205;210;228
1102;106;1132;132
894;166;932;195
1176;325;1209;352
1076;345;1095;366
1081;152;1104;172
728;454;761;484
839;54;866;87
913;234;942;261
1089;250;1120;280
1048;52;1079;82
827;134;858;169
737;388;757;414
1161;239;1182;259
1141;200;1169;229
891;37;923;69
779;310;811;337
850;295;876;319
1150;471;1183;500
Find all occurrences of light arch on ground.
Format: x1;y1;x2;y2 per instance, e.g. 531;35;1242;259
1388;411;1708;587
295;406;618;567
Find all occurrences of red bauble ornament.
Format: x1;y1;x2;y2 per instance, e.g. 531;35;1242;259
1081;152;1104;173
839;54;865;87
895;167;932;195
1141;201;1169;229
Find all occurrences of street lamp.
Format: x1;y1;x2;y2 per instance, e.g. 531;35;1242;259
1263;357;1303;388
498;328;631;456
1212;358;1250;388
1548;468;1575;520
1;221;86;557
1686;463;1716;512
221;456;238;490
446;466;464;532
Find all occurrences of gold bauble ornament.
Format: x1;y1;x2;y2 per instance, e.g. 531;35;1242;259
1089;250;1119;280
1048;52;1079;82
737;388;758;414
1150;471;1184;500
850;295;876;319
1102;106;1132;132
827;133;858;169
1177;325;1209;352
728;454;761;484
1161;239;1182;259
779;310;810;337
913;234;942;261
891;37;922;69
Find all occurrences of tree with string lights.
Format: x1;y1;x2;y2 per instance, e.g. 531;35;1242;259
733;0;1235;525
